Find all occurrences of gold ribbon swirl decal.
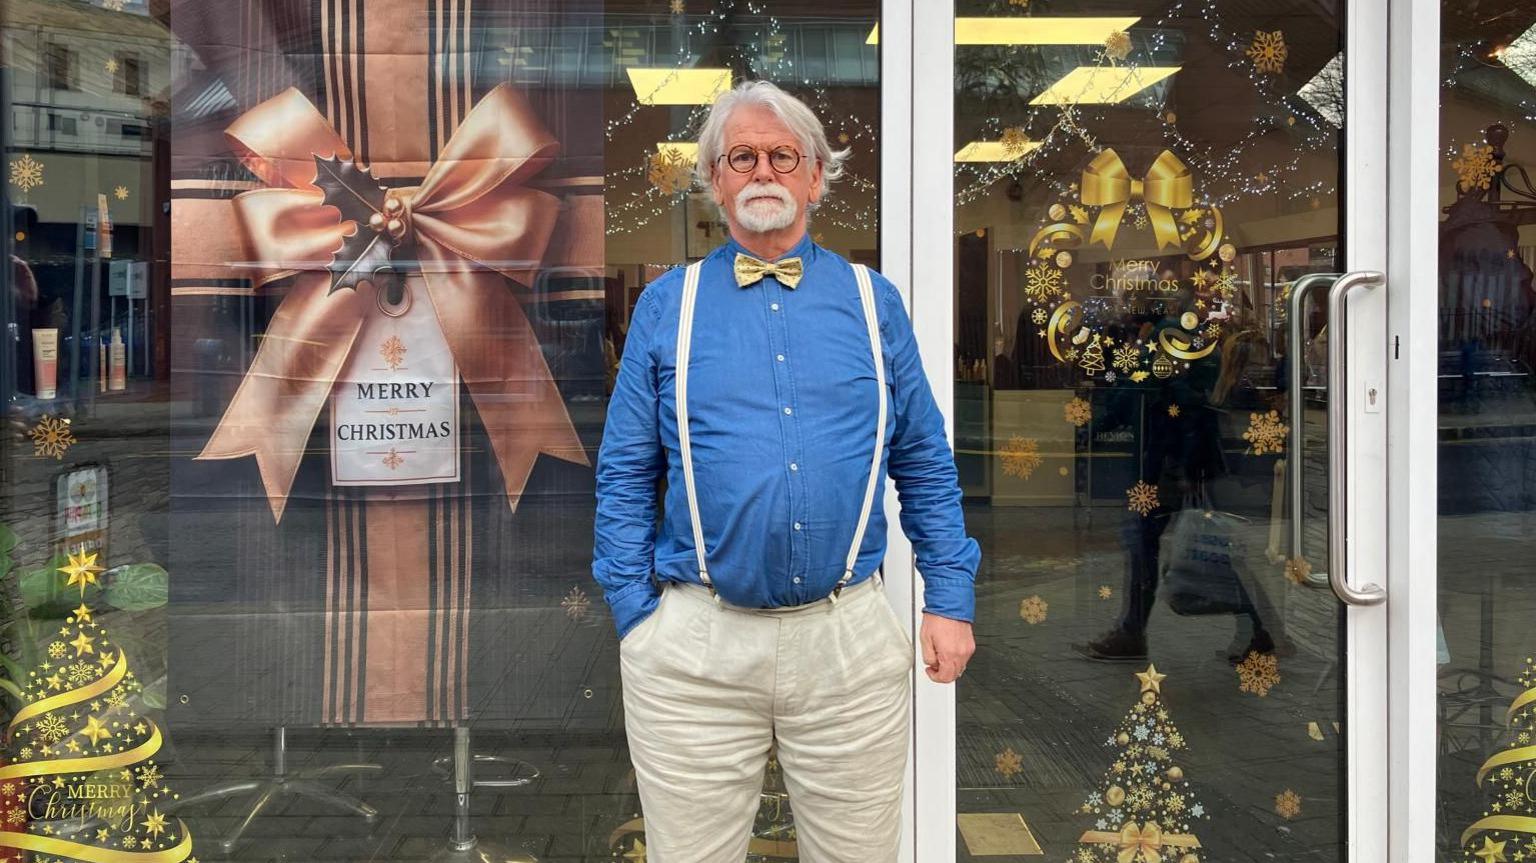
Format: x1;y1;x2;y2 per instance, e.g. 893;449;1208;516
1045;301;1084;364
1158;326;1217;362
0;646;194;861
1184;203;1225;262
1079;821;1202;863
0;829;192;863
1462;816;1536;852
1080;149;1194;252
1028;220;1085;260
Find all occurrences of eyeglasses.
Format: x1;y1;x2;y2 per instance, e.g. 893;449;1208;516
719;144;803;174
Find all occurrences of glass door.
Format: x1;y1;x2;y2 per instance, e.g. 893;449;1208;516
1431;2;1536;861
890;1;1394;860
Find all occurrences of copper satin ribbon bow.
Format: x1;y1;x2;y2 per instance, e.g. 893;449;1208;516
734;252;804;288
1078;821;1202;863
1080;149;1194;251
197;83;588;522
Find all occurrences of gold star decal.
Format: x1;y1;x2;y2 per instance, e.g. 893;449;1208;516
96;828;111;842
59;549;104;597
70;631;95;656
1478;838;1510;863
81;715;112;745
73;603;93;622
65;739;81;753
141;809;168;838
44;673;62;690
1136;663;1166;694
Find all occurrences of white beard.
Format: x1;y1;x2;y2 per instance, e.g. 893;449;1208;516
733;183;800;233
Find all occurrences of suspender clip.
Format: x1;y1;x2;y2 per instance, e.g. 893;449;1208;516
700;570;722;605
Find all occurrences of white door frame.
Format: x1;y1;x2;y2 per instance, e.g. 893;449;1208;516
1385;0;1442;861
876;1;1423;859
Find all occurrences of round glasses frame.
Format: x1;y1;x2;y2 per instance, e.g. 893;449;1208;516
719;144;803;174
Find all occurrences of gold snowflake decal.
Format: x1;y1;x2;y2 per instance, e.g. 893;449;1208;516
29;414;76;459
1126;480;1159;516
1018;595;1048;624
136;763;163;789
380;335;407;371
1243;410;1289;455
995;746;1023;779
1237;651;1281;696
1112;342;1141;373
1024;262;1063;303
1167;405;1181;418
1283;556;1313;585
1098;585;1113;600
114;184;129;201
105;57;119;75
35;714;70;744
381;448;405;470
561;586;591;621
1203;321;1223;341
1247;30;1288;75
1103;30;1131;61
1274;788;1302;819
103;0;126;10
669;0;685;13
1064;397;1092;427
1213;270;1238;299
10;153;44;194
999;126;1032;158
1000;435;1043;480
647;148;694;196
1031;308;1048;325
1453;142;1499;192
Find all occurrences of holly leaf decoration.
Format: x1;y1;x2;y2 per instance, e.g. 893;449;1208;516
313;153;395;295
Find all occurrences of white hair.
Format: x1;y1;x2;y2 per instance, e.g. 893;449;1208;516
693;80;850;194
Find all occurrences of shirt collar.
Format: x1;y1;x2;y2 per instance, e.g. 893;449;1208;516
724;230;816;264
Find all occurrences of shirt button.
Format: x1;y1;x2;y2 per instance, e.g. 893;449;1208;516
771;302;780;311
793;522;801;530
792;576;802;584
783;406;793;415
776;354;785;362
789;462;798;471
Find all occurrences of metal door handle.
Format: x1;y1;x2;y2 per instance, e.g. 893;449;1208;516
1287;273;1337;586
1326;271;1387;606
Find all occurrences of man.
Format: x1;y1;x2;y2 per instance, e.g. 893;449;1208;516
592;80;979;862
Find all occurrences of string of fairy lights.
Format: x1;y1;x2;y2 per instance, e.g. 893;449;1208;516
1439;39;1536;169
954;0;1341;218
603;0;879;236
607;0;1536;239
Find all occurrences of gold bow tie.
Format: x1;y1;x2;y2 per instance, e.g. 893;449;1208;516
734;253;804;289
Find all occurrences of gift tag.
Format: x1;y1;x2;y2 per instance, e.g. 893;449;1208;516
330;281;460;486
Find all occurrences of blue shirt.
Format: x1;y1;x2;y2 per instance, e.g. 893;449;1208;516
592;232;980;639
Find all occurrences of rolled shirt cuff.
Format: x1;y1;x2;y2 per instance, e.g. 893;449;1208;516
919;573;976;623
605;578;661;641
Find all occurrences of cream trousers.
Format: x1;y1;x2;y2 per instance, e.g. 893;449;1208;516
619;572;913;862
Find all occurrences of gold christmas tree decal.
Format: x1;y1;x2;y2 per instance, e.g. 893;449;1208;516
1079;336;1107;375
1459;657;1536;862
0;554;195;862
1071;666;1207;863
